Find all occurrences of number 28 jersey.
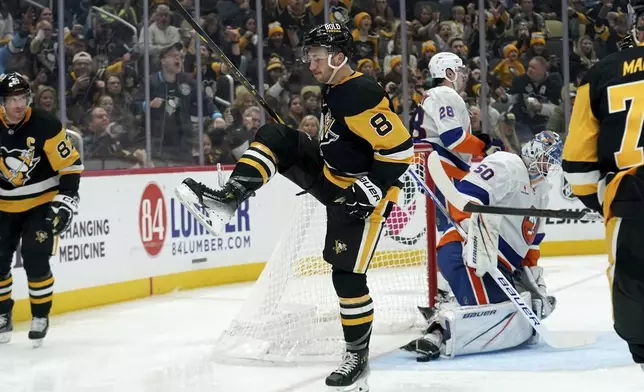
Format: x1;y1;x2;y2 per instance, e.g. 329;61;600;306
563;45;644;218
320;72;414;193
414;86;484;180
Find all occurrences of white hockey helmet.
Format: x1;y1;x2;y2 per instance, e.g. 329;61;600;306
428;52;465;79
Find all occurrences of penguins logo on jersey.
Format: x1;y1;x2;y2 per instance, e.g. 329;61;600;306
0;139;41;187
521;216;540;245
334;240;347;254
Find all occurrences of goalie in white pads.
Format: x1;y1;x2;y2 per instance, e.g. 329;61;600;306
402;130;562;360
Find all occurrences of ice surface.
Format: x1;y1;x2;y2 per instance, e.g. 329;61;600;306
1;255;643;392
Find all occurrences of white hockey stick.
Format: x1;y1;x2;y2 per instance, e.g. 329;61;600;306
408;162;596;349
425;152;602;222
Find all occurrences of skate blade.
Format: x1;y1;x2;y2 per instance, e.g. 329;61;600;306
174;184;225;236
328;369;370;392
31;339;43;348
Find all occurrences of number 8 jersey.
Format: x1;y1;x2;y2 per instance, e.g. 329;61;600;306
319;71;414;194
414;85;485;180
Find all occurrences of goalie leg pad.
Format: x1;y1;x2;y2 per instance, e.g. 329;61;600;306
441;291;535;357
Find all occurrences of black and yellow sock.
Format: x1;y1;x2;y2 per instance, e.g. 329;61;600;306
0;273;13;315
339;294;374;352
28;272;54;317
231;142;278;192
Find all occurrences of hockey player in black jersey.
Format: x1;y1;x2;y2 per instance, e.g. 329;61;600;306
175;23;413;390
0;73;83;347
562;1;644;371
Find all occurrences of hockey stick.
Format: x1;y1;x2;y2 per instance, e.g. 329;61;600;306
168;0;285;124
407;168;596;349
426;151;602;221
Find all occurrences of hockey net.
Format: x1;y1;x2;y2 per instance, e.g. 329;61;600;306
214;147;437;362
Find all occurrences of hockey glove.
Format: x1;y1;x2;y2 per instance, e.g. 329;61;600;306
333;176;384;219
520;266;556;319
473;132;505;156
46;193;79;236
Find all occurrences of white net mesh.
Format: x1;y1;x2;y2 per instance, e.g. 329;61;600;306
214;151;434;362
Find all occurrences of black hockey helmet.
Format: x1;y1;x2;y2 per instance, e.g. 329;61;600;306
300;23;353;63
0;72;32;112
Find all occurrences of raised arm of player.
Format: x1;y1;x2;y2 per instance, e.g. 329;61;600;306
344;94;414;190
562;80;602;213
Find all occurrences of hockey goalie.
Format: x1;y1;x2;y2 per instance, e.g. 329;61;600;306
402;130;562;361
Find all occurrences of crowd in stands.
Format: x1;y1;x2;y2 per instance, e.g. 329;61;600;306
0;0;630;169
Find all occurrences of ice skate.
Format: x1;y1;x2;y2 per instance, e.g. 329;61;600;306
174;177;245;236
325;349;370;391
0;311;13;343
28;316;49;348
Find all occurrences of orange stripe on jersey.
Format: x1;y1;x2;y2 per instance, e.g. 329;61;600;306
467;266;489;305
448;202;471;223
437;229;464;248
498;255;515;272
450;132;485;156
521;249;540;267
441;160;469;181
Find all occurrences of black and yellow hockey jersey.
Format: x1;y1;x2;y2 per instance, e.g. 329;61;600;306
320;71;413;197
0;107;83;213
563;45;644;219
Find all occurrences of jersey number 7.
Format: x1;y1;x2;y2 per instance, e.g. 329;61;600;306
609;81;644;169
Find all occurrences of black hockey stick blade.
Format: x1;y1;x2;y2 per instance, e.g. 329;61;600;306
168;0;285;124
463;203;593;220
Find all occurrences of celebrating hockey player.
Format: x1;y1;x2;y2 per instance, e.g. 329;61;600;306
402;131;561;360
562;0;644;370
175;24;413;390
413;52;502;231
0;73;83;347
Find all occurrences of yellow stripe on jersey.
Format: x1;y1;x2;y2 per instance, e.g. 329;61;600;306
563;83;600;165
323;166;355;189
43;129;82;172
343;96;413;163
571;183;599;197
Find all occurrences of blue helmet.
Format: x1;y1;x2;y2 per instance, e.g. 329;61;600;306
521;130;563;180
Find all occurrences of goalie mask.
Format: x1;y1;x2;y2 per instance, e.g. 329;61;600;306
521;130;563;181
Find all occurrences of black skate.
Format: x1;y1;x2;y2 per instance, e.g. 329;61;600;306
0;311;13;343
28;316;49;348
174;178;246;236
325;349;370;391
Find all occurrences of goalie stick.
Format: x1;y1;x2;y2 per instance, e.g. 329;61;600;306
168;0;285;125
425;151;603;221
407;167;596;349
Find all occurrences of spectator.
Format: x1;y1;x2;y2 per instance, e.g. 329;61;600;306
33;85;56;114
276;0;315;48
229;85;256;126
0;5;14;46
356;58;377;80
136;42;218;163
299;114;320;140
513;0;546;33
352;12;379;66
65;52;106;125
411;4;437;42
502;56;562;137
138;5;180;59
228;105;260;160
300;85;321;118
285;95;304;129
491;44;526;88
29;20;56;82
418;40;437;72
494;112;522;153
264;22;294;66
371;0;395;38
523;32;549;63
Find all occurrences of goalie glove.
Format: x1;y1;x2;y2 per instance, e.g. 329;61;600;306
464;213;501;277
46;193;79;236
473;132;505;156
333;176;384;219
520;266;556;319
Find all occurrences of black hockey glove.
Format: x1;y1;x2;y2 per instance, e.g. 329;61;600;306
46;193;79;236
473;132;505;156
333;176;384;220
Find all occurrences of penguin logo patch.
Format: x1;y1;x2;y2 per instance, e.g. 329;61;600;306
0;138;40;187
35;231;48;243
334;240;347;255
